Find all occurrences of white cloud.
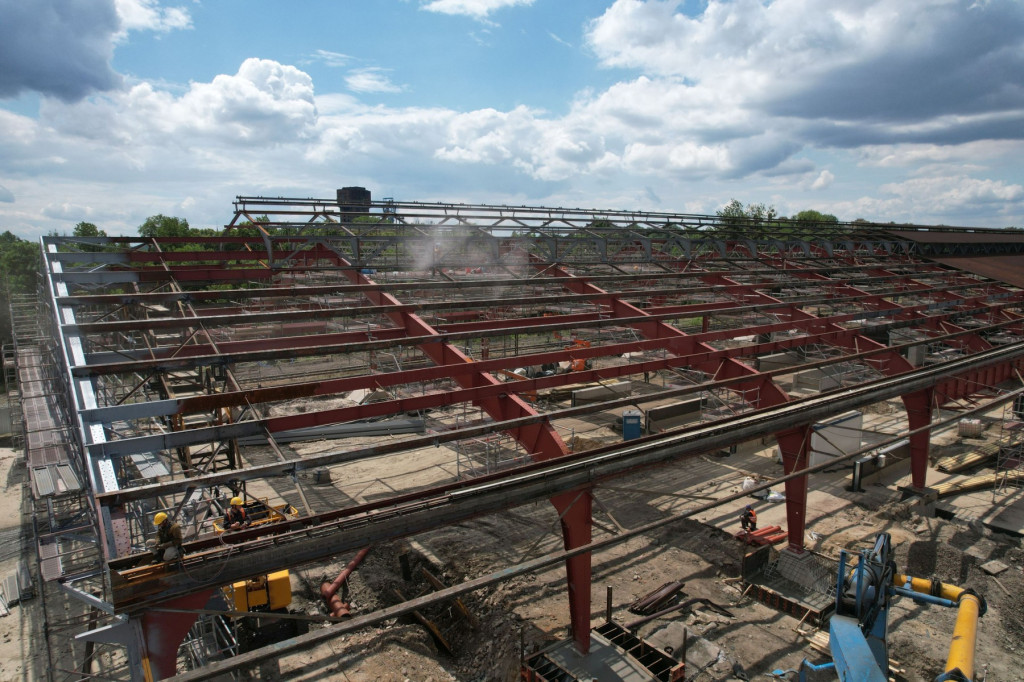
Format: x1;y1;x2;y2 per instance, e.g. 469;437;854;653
0;183;13;203
114;0;192;34
0;0;192;102
881;175;1024;207
586;0;1024;146
420;0;535;20
0;0;122;101
43;202;94;220
41;58;318;147
310;50;353;68
857;140;1024;168
345;68;404;94
4;2;1024;239
827;174;1024;225
811;170;834;190
548;32;572;48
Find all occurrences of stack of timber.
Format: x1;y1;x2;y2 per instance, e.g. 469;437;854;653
935;443;1001;473
935;469;1024;498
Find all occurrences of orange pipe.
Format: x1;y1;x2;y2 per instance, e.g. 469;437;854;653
321;547;370;617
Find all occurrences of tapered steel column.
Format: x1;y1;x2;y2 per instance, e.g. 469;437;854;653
142;589;215;680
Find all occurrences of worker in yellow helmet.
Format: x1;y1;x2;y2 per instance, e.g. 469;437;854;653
151;512;183;563
224;496;251;531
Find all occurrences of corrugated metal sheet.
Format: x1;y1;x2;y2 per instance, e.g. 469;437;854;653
30;467;54;498
38;538;62;582
884;229;1024;288
889;230;1024;244
930;255;1024;290
0;407;14;437
29;463;82;499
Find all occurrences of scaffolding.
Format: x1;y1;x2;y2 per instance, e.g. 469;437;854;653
455;432;530;479
15;194;1024;680
995;397;1024;492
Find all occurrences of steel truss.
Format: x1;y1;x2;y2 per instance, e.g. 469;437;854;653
28;195;1024;679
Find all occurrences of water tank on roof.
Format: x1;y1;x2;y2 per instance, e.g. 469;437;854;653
337;187;372;214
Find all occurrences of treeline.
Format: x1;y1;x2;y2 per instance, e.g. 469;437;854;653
716;199;839;226
0;231;44;348
0;215;211;350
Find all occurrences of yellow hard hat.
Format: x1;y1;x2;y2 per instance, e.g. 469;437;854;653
153;512;168;526
230;496;243;507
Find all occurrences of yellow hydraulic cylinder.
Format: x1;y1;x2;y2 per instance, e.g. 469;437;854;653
893;574;964;601
893;574;980;681
945;590;980;680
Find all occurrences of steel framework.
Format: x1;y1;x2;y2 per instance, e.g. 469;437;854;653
19;193;1024;679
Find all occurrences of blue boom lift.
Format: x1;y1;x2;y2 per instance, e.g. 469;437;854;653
791;533;986;682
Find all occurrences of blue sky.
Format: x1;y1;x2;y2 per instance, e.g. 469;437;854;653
2;0;1023;239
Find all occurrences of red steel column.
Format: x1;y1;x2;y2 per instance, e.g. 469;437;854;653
904;387;934;490
776;425;812;551
142;589;215;680
536;261;804;546
331;258;597;652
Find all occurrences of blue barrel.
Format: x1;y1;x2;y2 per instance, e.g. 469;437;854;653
622;409;643;441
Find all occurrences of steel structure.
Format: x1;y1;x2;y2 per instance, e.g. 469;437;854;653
19;192;1024;680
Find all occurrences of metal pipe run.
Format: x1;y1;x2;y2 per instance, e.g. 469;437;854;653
893;574;986;681
321;547;370;618
890;587;956;609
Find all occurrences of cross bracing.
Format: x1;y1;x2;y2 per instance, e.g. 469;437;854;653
21;195;1024;680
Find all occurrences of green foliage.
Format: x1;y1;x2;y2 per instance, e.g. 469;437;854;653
73;221;106;237
716;199;779;235
0;231;40;294
139;214;192;239
0;231;42;350
716;199;778;223
791;210;838;224
138;214;219;251
717;199;747;222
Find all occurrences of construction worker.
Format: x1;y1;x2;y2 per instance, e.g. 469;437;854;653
224;496;250;531
151;512;183;563
740;504;757;533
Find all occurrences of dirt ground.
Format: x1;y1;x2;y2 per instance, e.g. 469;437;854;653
1;433;1022;681
0;447;45;681
254;454;1024;682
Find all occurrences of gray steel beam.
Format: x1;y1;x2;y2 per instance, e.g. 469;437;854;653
110;340;1024;610
93;328;1023;506
169;384;1024;681
66;279;989;335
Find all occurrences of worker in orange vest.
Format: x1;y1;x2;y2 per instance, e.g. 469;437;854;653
740;505;757;532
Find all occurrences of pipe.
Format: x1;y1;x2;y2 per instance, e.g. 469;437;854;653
891;587;956;608
893;574;985;681
945;591;981;681
321;547;370;617
797;659;835;682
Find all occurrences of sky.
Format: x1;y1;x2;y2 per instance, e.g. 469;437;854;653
1;0;1023;240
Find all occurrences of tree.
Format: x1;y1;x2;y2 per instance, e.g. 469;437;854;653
139;214;192;239
716;200;779;235
717;199;747;223
792;210;838;224
0;231;40;294
73;221;107;238
0;231;42;351
746;203;778;223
